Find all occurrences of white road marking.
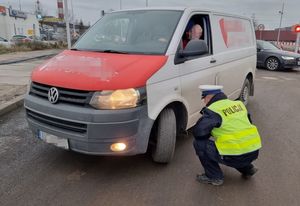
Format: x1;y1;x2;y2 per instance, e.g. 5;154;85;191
261;77;279;80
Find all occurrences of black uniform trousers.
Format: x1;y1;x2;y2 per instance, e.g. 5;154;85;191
193;139;259;180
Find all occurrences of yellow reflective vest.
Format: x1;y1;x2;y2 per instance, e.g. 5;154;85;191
208;99;262;155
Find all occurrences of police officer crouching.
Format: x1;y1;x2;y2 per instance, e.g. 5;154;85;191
192;85;262;186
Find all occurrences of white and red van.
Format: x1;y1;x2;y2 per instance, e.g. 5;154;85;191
25;8;256;163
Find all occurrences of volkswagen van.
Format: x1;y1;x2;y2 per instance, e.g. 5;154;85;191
25;7;256;163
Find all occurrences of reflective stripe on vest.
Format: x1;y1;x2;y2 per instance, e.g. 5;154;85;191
208;99;262;155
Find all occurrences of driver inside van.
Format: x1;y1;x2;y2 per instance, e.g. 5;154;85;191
182;24;203;48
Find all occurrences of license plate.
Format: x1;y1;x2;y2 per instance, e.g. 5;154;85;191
37;130;69;150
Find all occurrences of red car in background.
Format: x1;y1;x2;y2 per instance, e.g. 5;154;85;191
11;35;32;44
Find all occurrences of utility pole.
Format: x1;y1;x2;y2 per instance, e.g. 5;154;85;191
276;2;284;45
295;33;300;53
120;0;122;10
19;0;22;10
70;0;75;37
146;0;148;7
64;0;71;49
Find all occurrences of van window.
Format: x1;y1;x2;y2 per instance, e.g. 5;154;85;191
178;14;212;60
214;15;254;53
74;10;183;55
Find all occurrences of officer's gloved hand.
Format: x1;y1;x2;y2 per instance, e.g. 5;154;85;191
200;107;207;115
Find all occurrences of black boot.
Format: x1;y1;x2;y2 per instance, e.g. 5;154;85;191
242;167;258;179
196;174;224;186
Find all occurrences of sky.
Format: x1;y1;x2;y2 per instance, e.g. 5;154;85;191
0;0;299;29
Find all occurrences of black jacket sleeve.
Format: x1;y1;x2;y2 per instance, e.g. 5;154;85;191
192;107;222;140
247;113;253;124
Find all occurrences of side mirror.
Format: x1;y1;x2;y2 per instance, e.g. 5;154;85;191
179;39;208;58
257;48;262;52
4;39;8;42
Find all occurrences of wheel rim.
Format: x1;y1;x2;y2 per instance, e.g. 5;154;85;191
241;84;249;105
266;58;279;70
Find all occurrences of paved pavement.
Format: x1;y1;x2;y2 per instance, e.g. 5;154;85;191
0;49;61;65
0;51;60;116
0;68;299;206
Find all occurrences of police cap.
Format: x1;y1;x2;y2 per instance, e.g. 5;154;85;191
199;85;223;98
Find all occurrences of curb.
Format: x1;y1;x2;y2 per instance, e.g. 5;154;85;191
0;53;57;65
0;95;25;117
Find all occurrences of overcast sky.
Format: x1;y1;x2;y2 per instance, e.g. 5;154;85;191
0;0;299;29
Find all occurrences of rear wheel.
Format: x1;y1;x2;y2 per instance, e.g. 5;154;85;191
151;108;176;163
265;57;280;71
239;78;251;106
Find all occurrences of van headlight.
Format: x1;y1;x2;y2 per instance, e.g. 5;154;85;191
89;88;141;110
282;56;295;60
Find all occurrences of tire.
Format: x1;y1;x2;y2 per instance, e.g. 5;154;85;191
152;108;176;163
239;78;251;106
265;57;280;71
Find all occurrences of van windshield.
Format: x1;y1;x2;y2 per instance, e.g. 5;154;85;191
73;10;183;55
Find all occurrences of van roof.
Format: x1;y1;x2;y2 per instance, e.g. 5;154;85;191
111;7;250;20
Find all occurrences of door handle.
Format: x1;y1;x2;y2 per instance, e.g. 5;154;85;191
210;59;217;63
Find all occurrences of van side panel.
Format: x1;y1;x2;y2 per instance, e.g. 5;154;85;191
210;14;256;99
146;55;187;121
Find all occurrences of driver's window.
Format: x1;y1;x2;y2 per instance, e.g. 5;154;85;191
177;14;212;63
180;14;211;54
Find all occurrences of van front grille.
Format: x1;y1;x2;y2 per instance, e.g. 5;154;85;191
26;109;87;133
29;82;93;106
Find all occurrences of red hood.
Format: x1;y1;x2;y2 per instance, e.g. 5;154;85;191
31;50;168;91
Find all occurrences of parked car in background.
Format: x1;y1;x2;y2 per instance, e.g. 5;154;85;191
39;34;47;41
52;32;67;41
0;36;13;47
11;35;32;44
29;36;45;42
257;40;300;71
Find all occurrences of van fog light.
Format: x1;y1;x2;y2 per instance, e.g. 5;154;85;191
110;143;127;152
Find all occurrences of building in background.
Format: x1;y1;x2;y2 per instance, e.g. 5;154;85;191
0;5;40;40
255;24;300;42
255;30;297;42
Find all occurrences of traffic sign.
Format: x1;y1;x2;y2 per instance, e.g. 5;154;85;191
257;24;265;31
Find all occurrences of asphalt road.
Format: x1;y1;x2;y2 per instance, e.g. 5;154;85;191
1;68;300;206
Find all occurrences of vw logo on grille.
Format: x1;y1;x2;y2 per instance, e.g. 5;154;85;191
48;87;59;104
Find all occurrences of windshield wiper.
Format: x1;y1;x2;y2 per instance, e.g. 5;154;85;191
102;50;128;54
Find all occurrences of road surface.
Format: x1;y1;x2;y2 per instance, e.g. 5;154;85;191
0;68;300;206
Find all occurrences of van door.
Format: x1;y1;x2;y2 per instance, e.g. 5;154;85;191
175;14;217;128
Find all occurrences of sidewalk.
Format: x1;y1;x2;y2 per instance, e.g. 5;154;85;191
0;50;62;116
0;49;61;65
0;84;27;116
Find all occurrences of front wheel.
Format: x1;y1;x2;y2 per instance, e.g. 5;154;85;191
265;57;280;71
152;108;176;163
239;78;251;106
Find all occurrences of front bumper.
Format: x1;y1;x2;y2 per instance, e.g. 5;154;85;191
24;94;153;155
282;58;300;69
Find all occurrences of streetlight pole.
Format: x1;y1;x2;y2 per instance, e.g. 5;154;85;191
276;2;284;45
295;33;300;53
70;0;75;36
146;0;148;7
120;0;122;10
64;0;71;49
